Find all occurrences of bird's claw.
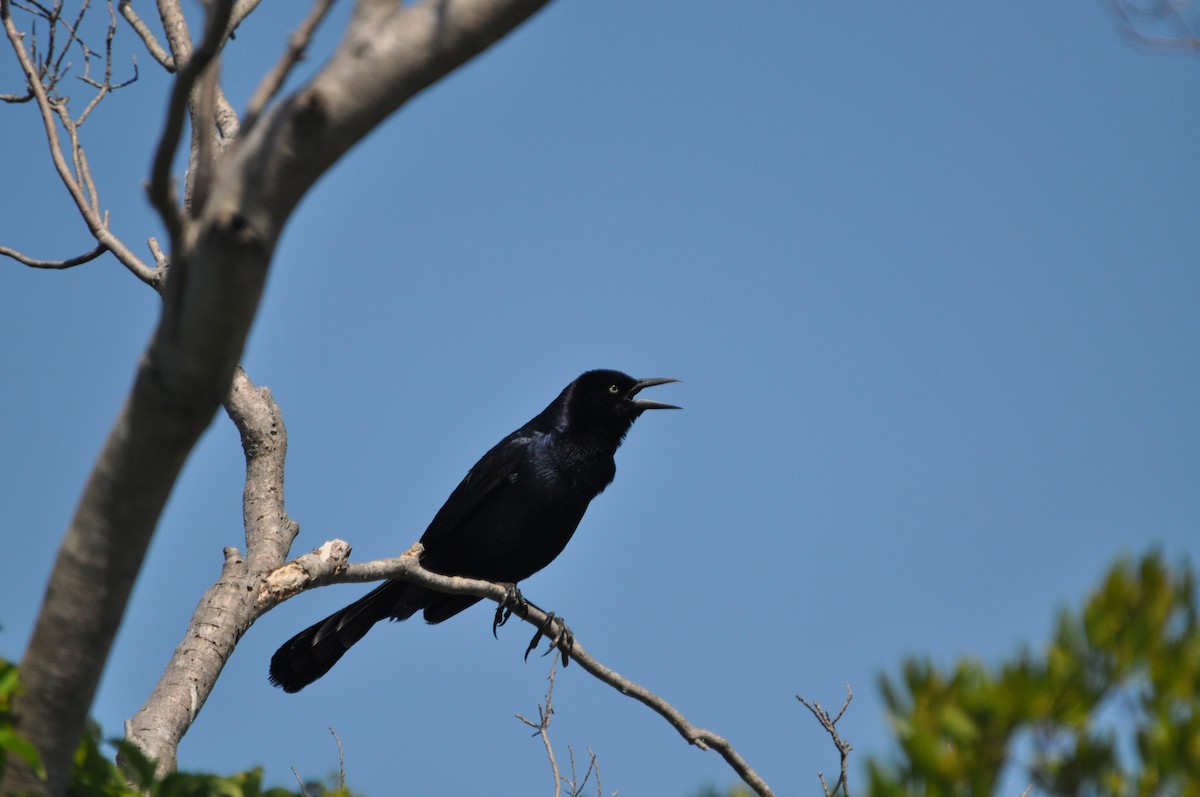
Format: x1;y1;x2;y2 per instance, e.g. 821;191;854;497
492;583;527;638
524;612;574;667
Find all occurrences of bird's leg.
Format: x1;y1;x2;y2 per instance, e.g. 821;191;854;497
492;583;527;638
524;613;574;668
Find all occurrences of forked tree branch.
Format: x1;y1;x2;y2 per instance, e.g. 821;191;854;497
516;661;565;796
798;685;854;797
515;662;608;797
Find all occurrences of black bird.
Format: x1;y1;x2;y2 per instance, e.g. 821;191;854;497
269;369;679;693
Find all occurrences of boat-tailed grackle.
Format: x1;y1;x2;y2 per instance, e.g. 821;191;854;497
268;369;679;693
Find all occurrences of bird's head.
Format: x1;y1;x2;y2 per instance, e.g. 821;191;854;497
560;369;680;439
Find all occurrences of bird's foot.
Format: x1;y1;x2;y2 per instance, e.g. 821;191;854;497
492;583;527;638
524;612;574;668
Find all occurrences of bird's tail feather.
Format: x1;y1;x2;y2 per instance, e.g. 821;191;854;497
268;580;415;693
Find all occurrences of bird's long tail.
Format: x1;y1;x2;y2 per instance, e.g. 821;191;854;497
268;580;416;693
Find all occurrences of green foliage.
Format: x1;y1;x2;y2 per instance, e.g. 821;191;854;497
67;720;310;797
0;656;357;797
868;552;1200;797
0;658;46;785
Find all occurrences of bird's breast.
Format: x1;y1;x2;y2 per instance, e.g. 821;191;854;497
528;434;616;497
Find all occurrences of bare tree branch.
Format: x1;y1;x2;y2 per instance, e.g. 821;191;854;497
224;367;299;571
569;747;602;797
153;0;189;63
797;684;854;797
253;545;778;797
0;241;107;268
14;0;88;94
117;0;172;69
329;727;347;793
290;766;308;797
0;85;32;100
240;0;335;135
515;663;609;797
132;530;775;794
49;99;101;214
127;367;298;775
516;661;564;797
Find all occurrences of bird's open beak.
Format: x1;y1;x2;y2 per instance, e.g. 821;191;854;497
629;377;681;411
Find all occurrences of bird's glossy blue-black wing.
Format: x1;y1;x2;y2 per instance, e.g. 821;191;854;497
417;431;533;552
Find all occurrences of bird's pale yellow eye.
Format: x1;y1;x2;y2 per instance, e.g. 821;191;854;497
608;384;620;394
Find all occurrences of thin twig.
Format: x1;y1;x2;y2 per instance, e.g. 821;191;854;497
587;746;605;797
797;684;854;797
240;0;334;135
0;241;107;268
52;0;85;85
75;0;106;90
516;659;562;797
76;0;138;126
328;727;346;791
48;99;101;215
567;745;599;797
290;767;309;797
567;746;578;797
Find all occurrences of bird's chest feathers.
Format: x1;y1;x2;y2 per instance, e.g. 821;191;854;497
523;433;616;498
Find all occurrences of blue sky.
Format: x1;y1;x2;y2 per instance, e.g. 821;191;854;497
2;1;1197;794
